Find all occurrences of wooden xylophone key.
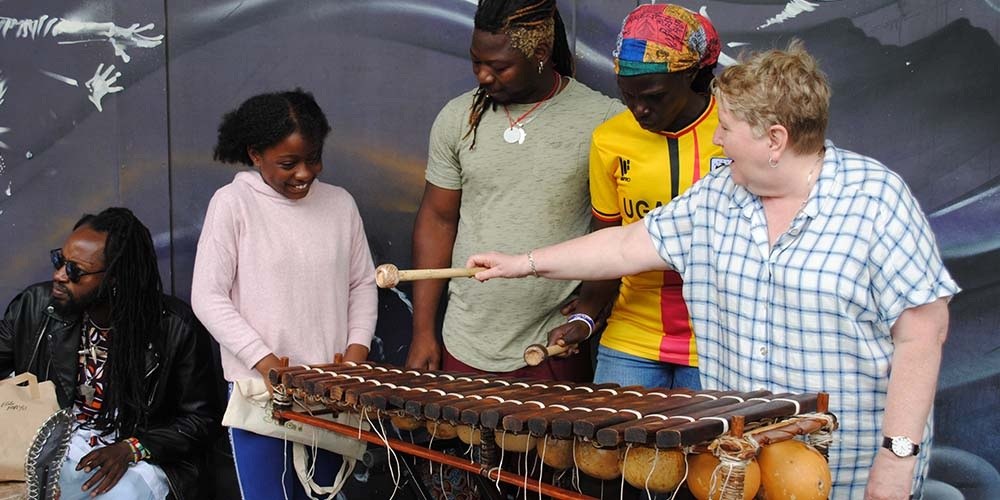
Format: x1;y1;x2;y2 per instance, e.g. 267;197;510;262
546;387;693;439
385;373;510;409
594;391;765;447
529;390;720;439
654;392;819;448
292;364;389;394
618;392;778;446
284;365;386;402
440;382;620;423
277;362;382;389
336;371;453;405
474;385;644;429
357;374;504;410
309;369;418;402
268;360;387;382
350;377;511;409
423;380;546;420
501;384;636;436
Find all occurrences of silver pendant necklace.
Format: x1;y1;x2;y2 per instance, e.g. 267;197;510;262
500;72;561;145
503;126;526;144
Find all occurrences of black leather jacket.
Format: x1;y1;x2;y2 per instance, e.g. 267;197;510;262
0;282;222;500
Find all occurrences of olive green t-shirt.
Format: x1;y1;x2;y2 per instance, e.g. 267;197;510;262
426;79;624;372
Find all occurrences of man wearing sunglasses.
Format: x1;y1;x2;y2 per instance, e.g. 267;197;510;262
0;207;221;500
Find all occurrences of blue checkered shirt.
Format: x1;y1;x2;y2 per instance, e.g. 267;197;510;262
644;141;960;498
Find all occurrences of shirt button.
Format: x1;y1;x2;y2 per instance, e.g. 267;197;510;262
759;346;768;356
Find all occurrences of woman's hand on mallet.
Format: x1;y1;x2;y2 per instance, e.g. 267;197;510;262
466;252;532;281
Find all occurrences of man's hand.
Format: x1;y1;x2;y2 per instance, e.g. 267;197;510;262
864;448;917;500
545;321;590;357
77;441;133;496
405;332;441;371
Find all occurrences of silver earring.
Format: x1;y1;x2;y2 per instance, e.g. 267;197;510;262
768;155;779;168
538;60;544;74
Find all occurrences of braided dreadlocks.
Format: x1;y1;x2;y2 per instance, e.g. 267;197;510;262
466;0;573;148
73;207;163;437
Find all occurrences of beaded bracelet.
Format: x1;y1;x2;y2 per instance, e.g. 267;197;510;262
567;313;595;340
125;437;150;463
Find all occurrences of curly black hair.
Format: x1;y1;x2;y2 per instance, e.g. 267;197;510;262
213;88;331;165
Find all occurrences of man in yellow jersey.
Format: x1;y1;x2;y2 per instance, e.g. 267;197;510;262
548;4;728;388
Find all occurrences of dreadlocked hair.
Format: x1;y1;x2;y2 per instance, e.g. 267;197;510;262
465;0;573;148
74;207;163;437
214;88;331;165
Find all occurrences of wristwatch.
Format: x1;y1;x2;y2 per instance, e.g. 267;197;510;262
882;436;920;458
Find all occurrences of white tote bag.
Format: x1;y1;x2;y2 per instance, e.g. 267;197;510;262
223;378;368;499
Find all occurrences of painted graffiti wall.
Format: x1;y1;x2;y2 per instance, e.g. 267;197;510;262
1;0;997;497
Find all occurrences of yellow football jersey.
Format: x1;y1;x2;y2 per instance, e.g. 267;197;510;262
589;96;727;365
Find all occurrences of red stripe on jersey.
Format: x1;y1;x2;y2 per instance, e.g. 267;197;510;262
592;207;623;222
692;128;701;184
657;270;696;366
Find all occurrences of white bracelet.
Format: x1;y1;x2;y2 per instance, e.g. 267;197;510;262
527;250;539;277
567;313;595;339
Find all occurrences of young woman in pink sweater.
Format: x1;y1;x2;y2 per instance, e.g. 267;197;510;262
191;89;377;500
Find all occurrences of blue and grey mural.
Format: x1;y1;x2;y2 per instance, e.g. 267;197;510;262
1;0;997;498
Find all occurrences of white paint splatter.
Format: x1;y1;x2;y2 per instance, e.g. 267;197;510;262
698;6;739;67
389;287;414;313
85;63;123;112
727;42;751;48
719;52;739;66
0;74;7;149
0;15;60;39
757;0;820;30
40;69;79;87
1;16;163;63
5;181;11;196
53;20;163;63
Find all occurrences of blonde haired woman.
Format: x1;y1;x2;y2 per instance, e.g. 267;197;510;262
466;41;959;499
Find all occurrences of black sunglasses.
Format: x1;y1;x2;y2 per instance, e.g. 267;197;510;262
50;248;106;283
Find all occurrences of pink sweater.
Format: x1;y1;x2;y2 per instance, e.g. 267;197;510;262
191;171;377;382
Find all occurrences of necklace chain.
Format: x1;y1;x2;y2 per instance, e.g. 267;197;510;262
85;313;111;331
799;154;824;210
502;72;561;129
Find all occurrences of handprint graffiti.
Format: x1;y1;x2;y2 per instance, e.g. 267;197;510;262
84;64;123;112
0;13;164;152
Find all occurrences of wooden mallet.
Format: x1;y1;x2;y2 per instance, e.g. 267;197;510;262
523;342;573;367
375;263;486;289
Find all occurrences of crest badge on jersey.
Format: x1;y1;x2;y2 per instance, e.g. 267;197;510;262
710;156;732;171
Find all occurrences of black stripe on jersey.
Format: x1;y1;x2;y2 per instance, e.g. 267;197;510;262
667;137;680;199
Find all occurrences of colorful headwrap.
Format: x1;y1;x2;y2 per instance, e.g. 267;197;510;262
613;4;721;76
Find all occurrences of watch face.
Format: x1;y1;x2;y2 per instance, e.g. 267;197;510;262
891;436;915;456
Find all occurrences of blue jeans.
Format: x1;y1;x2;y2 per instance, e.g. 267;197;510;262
593;345;701;390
